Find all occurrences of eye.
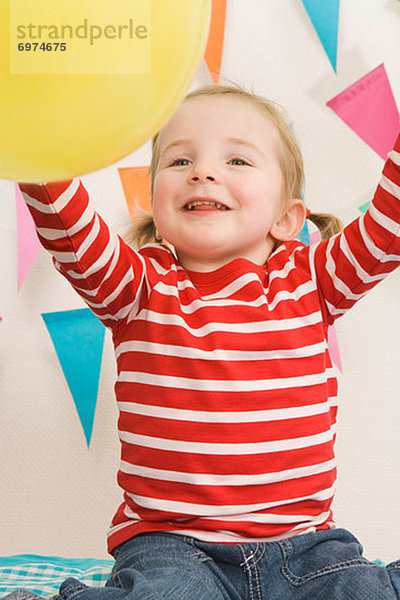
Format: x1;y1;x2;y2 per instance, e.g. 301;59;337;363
229;157;250;166
169;158;190;166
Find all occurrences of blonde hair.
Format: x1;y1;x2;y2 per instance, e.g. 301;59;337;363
128;83;342;248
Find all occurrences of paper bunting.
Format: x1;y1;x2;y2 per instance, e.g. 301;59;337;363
309;231;322;245
327;325;343;372
298;221;310;245
204;0;227;83
15;183;41;290
327;64;399;159
300;0;340;71
118;166;151;219
359;201;370;214
42;308;106;447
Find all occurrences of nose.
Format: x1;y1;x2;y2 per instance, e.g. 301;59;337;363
191;174;215;183
189;162;216;183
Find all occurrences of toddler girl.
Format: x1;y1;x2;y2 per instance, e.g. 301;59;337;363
15;84;400;599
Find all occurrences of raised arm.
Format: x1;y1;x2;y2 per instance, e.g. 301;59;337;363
308;133;400;324
19;178;153;331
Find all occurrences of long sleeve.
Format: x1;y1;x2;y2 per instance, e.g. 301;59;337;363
308;133;400;324
19;178;154;331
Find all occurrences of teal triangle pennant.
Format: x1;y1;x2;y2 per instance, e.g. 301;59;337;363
301;0;340;71
42;308;106;447
298;221;311;245
359;201;370;214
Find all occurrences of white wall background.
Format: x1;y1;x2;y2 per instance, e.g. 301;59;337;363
1;0;399;563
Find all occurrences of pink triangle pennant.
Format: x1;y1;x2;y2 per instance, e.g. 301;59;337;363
327;325;343;373
309;230;322;245
327;64;399;159
15;183;41;290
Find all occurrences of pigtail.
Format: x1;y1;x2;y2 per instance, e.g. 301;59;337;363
124;210;158;249
307;212;343;241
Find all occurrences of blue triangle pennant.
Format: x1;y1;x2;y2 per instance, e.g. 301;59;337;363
42;308;106;447
301;0;340;72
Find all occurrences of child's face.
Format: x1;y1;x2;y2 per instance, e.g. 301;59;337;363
152;95;286;272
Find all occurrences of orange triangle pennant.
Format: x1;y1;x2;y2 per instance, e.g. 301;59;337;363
204;0;227;83
118;166;152;218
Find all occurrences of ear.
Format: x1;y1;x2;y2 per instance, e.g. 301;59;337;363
269;199;306;242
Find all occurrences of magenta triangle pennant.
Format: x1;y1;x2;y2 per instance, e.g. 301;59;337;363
327;325;343;373
15;183;41;290
327;64;399;159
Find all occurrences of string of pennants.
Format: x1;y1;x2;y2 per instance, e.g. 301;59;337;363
4;0;399;446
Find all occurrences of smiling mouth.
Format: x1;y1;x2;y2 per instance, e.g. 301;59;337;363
184;200;230;211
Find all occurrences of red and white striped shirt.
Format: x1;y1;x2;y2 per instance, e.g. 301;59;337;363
20;134;400;553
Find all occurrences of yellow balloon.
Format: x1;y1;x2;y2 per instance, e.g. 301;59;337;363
0;0;211;181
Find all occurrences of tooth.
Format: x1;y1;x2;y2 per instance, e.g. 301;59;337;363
185;200;228;210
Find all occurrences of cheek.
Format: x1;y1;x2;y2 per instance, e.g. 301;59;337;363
152;175;169;214
152;197;165;232
242;178;282;216
152;173;166;200
152;174;178;234
152;170;179;203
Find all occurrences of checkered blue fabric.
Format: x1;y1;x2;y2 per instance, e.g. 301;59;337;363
0;555;113;597
0;553;386;597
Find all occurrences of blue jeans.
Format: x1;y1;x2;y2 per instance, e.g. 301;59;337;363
56;529;400;600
